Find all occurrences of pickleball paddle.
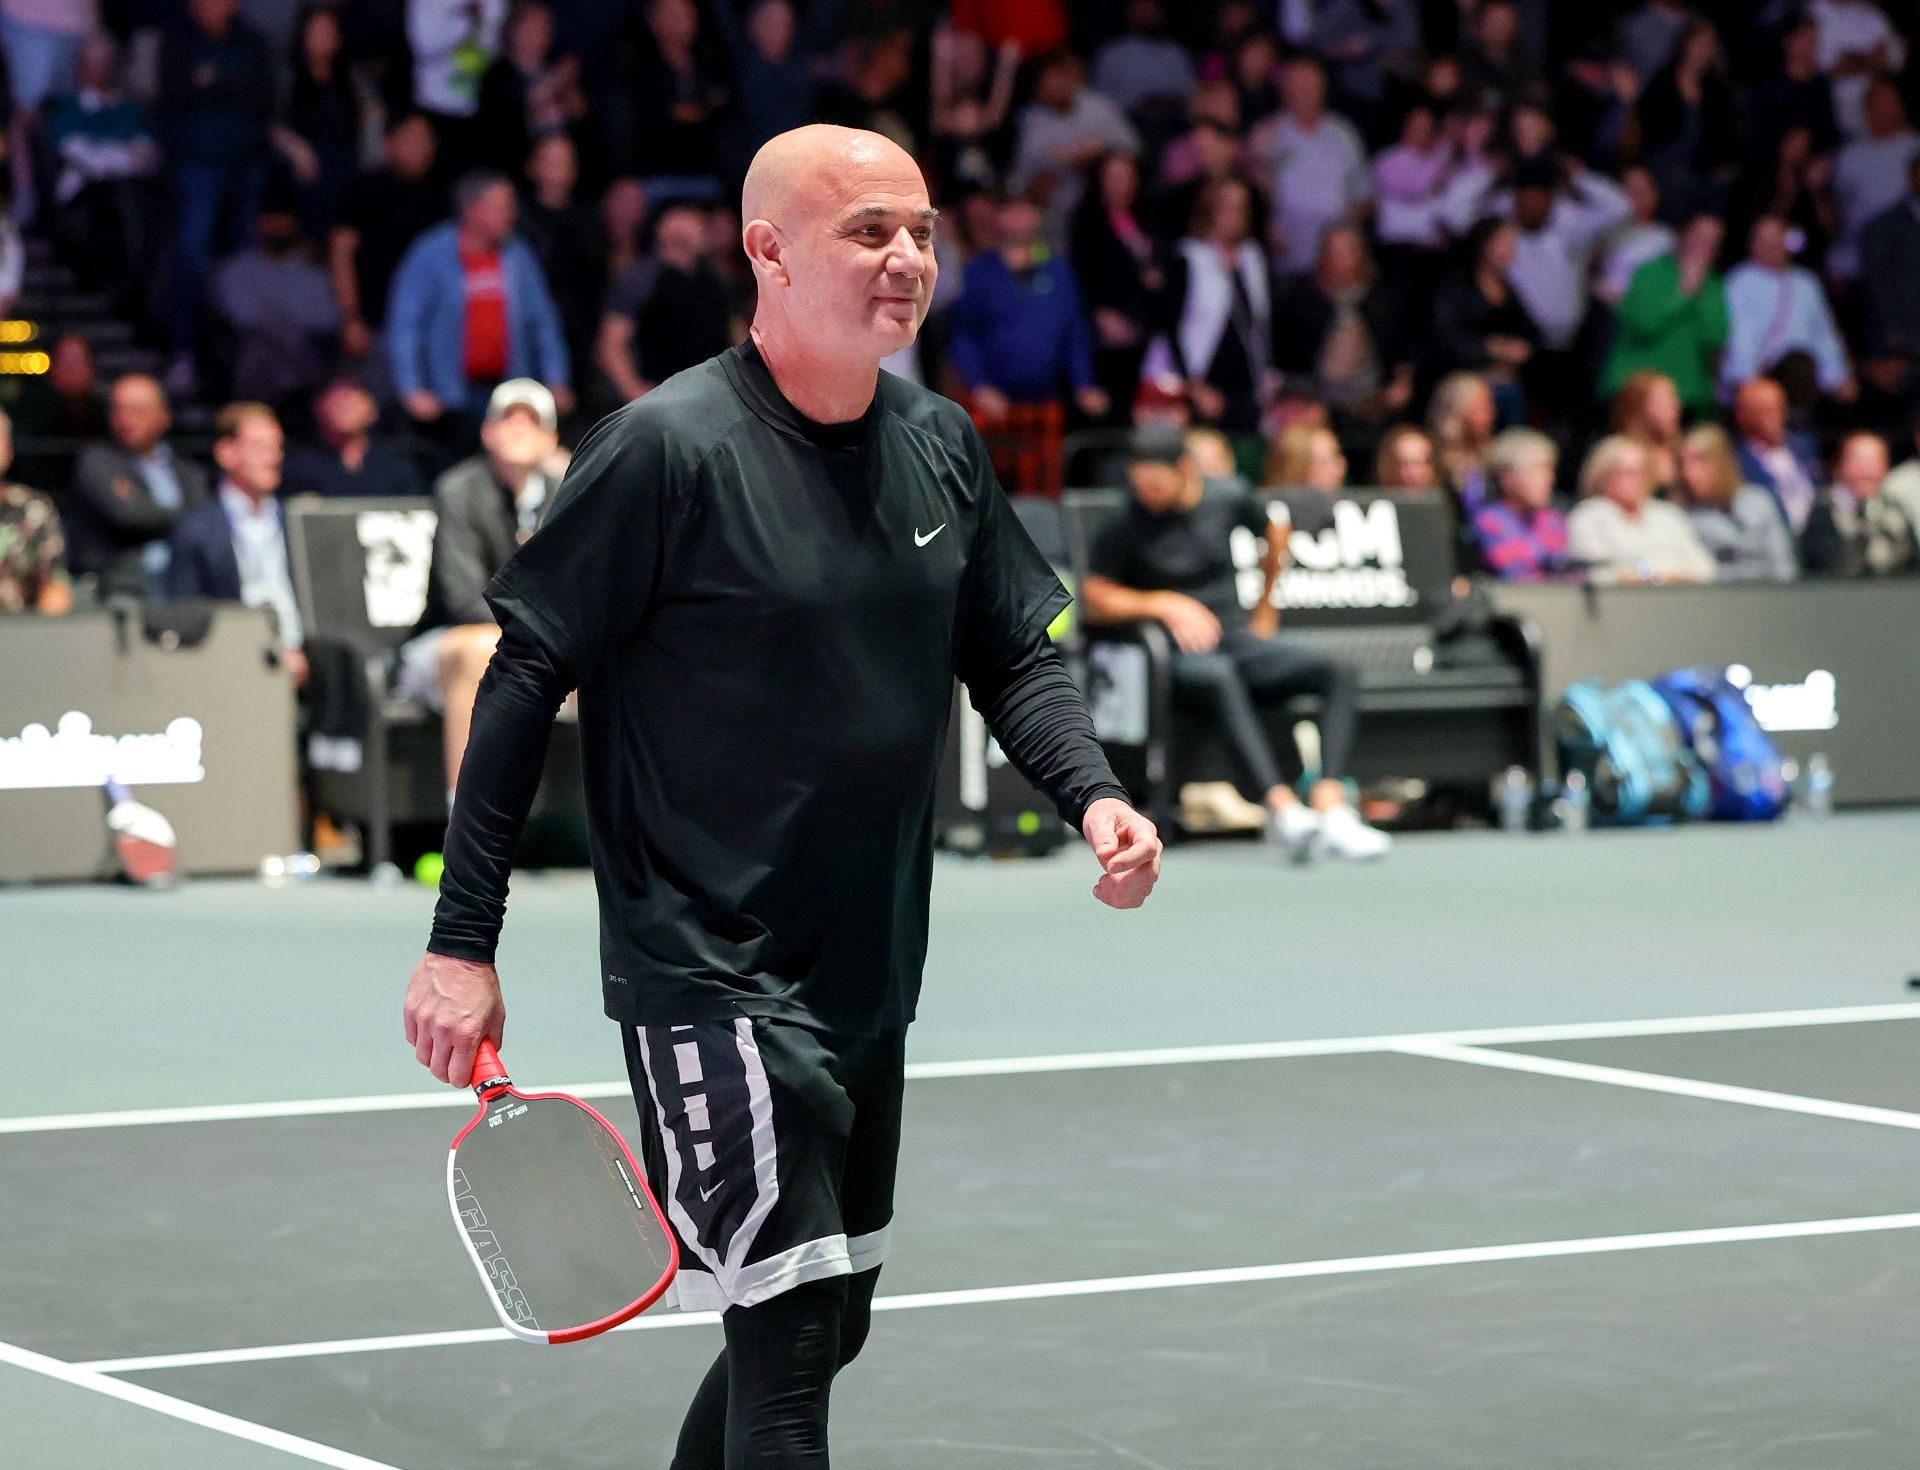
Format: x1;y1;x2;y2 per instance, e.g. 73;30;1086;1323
447;1039;678;1344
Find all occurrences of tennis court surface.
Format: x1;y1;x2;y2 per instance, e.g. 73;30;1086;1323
7;811;1918;1468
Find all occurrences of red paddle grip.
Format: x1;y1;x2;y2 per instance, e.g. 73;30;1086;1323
471;1038;510;1096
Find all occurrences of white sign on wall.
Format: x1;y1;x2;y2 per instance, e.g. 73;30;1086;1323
0;712;206;790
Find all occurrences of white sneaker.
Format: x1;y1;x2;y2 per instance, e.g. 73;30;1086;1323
1319;803;1392;861
1264;802;1323;864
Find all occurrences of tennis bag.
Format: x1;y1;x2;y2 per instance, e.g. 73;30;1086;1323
1553;679;1711;825
1651;667;1791;821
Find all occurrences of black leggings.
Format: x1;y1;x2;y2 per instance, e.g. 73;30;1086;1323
669;1269;880;1470
1171;628;1359;798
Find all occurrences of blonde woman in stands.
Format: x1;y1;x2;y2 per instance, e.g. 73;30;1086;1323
1374;424;1437;490
1567;434;1717;583
1674;423;1798;581
1264;421;1347;493
1427;370;1497;515
1610;369;1684;495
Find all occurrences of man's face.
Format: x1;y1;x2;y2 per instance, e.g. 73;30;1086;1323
1127;459;1186;513
190;0;236;35
1838;436;1889;498
1282;61;1324;117
528;136;576;197
217;417;284;496
483;407;557;470
1385;434;1433;488
655;206;708;267
1037;59;1080;111
997;200;1044;256
1514;186;1553;232
770;144;938;362
318;384;377;438
1750;218;1789;271
390;118;436;177
463;184;518;246
110;378;168;452
1736;382;1787;444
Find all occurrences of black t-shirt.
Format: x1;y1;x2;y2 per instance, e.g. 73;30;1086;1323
606;258;735;386
484;340;1072;1034
1088;487;1271;626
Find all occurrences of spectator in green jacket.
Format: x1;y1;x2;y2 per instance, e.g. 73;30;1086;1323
1602;213;1728;416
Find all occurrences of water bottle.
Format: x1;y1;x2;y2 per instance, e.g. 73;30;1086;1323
1561;769;1591;834
1803;752;1834;820
1496;766;1533;834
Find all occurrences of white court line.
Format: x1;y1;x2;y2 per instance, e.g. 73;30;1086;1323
1394;1040;1920;1131
80;1209;1920;1376
9;1001;1920;1136
0;1335;403;1469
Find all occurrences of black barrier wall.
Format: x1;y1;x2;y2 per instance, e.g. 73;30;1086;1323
1493;582;1920;807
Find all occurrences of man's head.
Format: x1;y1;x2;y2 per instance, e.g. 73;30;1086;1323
1733;376;1788;446
653;201;709;269
1782;14;1818;73
1315;225;1368;290
109;374;169;454
748;0;794;60
740;124;938;366
648;0;698;49
526;133;577;201
255;209;305;257
454;171;518;247
1475;0;1517;51
1281;56;1325;120
49;332;95;397
1748;215;1791;271
482;379;559;472
1189;118;1241;179
1622;166;1659;223
189;0;236;38
995;194;1046;263
1125;423;1192;512
1513;181;1555;232
1125;0;1166;35
213;403;284;499
1835;430;1889;500
76;31;119;91
387;113;438;178
1678;211;1724;267
314;379;378;441
1375;426;1435;489
1865;78;1907;139
1032;51;1083;112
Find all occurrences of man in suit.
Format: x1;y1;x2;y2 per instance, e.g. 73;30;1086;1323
1731;376;1823;536
165;401;307;686
65;374;210;597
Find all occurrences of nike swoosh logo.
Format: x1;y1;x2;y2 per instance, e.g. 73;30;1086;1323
914;524;947;548
698;1181;724;1203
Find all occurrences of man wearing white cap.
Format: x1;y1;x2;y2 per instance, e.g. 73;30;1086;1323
396;377;567;793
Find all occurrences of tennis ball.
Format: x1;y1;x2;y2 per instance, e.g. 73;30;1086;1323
1046;604;1075;642
1017;810;1040;836
414;851;445;887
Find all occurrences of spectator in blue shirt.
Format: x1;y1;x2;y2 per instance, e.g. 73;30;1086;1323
948;193;1109;425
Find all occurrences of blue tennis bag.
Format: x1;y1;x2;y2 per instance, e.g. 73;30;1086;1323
1553;679;1712;825
1651;667;1790;821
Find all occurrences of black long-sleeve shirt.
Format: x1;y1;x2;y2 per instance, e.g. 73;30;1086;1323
426;340;1129;1035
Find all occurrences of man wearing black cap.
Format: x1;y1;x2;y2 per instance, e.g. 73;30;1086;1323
1080;424;1390;862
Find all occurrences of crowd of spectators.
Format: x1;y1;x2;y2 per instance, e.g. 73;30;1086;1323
5;0;1920;659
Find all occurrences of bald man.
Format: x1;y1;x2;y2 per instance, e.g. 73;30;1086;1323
404;126;1161;1467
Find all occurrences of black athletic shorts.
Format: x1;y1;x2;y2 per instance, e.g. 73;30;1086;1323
622;1018;906;1312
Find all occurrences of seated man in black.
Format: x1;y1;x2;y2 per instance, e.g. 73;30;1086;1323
1080;424;1390;862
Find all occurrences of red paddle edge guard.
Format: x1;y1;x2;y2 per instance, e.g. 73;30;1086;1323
448;1039;680;1345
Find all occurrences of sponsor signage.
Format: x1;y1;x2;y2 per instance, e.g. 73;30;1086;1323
0;711;206;791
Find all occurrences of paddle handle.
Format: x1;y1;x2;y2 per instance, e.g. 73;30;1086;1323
471;1039;511;1097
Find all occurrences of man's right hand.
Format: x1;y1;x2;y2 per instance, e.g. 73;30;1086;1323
1154;592;1222;654
403;953;505;1087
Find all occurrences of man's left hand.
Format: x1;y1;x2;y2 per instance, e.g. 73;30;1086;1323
1082;797;1162;909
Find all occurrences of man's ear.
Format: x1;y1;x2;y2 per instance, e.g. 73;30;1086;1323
742;219;787;286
